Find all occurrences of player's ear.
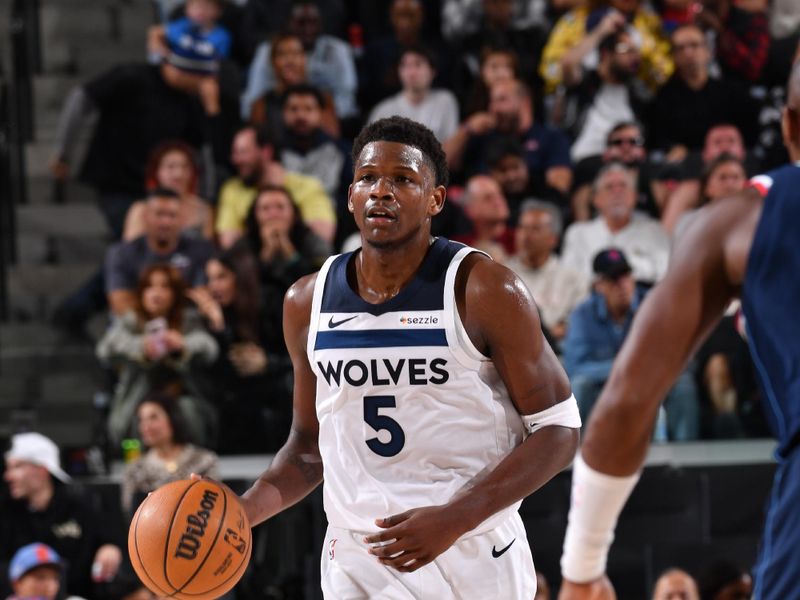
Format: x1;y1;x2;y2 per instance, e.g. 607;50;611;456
428;185;446;216
347;184;355;213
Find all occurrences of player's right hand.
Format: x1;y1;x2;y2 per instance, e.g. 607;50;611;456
558;576;616;600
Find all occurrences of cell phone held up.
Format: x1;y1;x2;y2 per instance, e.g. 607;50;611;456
144;317;169;360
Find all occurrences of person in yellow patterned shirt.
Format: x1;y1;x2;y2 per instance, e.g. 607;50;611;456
215;126;336;248
540;0;673;97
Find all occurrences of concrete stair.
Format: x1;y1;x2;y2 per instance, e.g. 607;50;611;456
3;0;154;451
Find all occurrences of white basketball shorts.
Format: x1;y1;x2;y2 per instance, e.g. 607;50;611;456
320;512;536;599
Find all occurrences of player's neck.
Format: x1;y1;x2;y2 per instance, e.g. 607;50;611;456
355;235;434;304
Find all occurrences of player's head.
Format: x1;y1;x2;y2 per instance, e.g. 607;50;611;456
349;117;447;249
783;58;800;161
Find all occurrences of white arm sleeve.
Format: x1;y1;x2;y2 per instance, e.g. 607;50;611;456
520;394;581;436
560;453;641;583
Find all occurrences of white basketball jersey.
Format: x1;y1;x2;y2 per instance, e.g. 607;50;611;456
307;238;525;535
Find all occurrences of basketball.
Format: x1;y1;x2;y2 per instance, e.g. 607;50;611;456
128;479;252;599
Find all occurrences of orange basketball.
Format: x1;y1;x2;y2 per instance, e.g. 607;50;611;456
128;479;252;600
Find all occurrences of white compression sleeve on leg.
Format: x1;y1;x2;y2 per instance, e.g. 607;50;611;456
560;453;641;583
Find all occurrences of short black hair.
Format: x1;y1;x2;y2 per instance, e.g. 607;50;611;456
485;135;524;169
399;43;438;71
352;116;449;187
281;83;326;109
137;391;191;446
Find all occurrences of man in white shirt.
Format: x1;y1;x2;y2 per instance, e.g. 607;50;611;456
506;200;588;340
368;44;459;143
561;162;669;284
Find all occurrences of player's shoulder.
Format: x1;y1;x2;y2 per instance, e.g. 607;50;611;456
285;272;320;313
457;252;535;307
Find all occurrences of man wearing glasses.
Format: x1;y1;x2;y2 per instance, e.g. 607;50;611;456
571;122;660;221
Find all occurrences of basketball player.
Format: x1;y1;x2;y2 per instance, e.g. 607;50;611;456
238;116;581;597
558;61;800;600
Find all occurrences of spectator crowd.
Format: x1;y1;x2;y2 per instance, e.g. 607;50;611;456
4;0;798;595
50;0;790;461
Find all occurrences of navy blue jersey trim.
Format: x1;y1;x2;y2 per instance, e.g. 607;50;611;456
319;238;469;315
315;328;448;349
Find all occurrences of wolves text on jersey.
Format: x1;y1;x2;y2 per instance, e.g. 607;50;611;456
317;357;450;387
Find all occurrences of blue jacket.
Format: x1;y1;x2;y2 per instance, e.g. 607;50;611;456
562;288;644;381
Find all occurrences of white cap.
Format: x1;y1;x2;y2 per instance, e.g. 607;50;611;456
5;432;72;483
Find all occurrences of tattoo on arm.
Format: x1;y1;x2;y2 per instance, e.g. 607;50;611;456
289;452;324;484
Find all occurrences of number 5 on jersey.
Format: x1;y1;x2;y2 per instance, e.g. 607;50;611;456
363;395;405;457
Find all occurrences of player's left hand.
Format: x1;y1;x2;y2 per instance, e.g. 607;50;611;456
364;505;468;572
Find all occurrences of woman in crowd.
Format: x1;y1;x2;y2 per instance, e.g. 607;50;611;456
189;247;293;453
461;46;520;117
671;153;748;236
120;391;219;515
237;185;331;310
248;32;338;139
122;140;214;241
670;154;757;438
96;264;218;449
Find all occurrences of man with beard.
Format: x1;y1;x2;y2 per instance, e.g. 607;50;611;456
444;78;572;195
215;125;335;248
105;189;214;314
279;83;354;248
568;30;647;163
647;23;759;154
561;162;669;284
570;121;659;221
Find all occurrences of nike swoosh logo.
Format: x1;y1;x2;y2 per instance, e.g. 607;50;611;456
491;538;515;558
328;315;358;329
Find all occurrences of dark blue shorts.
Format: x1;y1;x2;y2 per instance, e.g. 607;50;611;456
754;450;800;599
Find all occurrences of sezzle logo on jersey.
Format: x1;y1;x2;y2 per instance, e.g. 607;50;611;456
400;315;439;325
317;357;450;387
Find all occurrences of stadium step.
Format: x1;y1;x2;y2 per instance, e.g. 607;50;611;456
7;263;102;320
17;203;108;238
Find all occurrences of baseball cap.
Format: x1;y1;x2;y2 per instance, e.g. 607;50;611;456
5;432;72;483
8;543;62;583
593;248;632;280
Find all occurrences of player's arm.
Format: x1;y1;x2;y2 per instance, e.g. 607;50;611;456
366;254;580;571
239;273;323;527
559;193;760;597
443;254;580;522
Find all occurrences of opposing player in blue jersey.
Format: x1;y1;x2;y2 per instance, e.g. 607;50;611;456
559;61;800;600
238;116;581;598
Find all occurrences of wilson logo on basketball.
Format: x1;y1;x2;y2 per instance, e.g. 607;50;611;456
174;489;219;560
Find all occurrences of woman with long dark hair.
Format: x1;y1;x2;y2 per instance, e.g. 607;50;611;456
120;391;219;515
96;264;219;448
190;247;293;452
238;185;331;319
